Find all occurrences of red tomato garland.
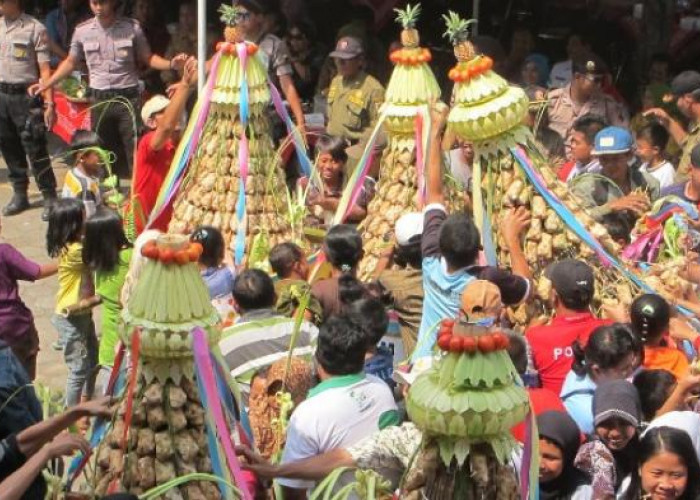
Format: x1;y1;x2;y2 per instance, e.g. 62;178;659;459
389;47;433;66
436;319;509;354
448;56;493;83
216;41;259;57
141;241;203;266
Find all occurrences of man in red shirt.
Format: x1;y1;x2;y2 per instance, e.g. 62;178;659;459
525;259;611;395
132;56;197;233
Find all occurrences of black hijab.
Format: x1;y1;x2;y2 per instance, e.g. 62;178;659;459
538;411;591;500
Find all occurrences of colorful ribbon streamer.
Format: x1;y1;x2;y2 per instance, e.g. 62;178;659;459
268;76;313;177
66;342;127;489
233;42;251;266
192;327;253;500
147;50;223;227
332;112;387;225
519;408;540;500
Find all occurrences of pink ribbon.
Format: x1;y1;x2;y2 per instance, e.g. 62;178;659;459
192;328;253;500
415;112;425;206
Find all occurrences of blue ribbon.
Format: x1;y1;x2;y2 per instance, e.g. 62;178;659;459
234;177;247;265
194;354;231;500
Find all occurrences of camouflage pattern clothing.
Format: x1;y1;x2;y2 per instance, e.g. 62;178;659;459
570;169;660;221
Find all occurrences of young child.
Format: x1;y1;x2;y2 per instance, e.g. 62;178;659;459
62;130;103;218
558;114;607;182
0;216;57;379
630;294;689;380
348;298;394;389
575;380;641;499
268;242;322;323
636;122;676;190
311;224;368;321
299;135;375;226
190;226;236;326
46;198;97;406
82;207;133;374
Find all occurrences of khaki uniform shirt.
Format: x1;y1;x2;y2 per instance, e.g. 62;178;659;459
255;33;293;80
677;121;700;181
70;17;151;90
570;169;660;221
0;14;49;84
326;71;384;143
547;84;629;159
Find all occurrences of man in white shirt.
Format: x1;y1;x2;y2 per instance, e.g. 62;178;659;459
548;32;591;89
278;314;399;499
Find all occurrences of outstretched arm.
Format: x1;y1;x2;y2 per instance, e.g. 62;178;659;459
150;57;197;151
426;103;449;206
237;446;355;480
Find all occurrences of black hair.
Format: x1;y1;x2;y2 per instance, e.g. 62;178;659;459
269;242;303;278
190;226;225;269
315;314;368;375
324;225;367;307
232;269;276;312
287;19;317;40
624;427;700;500
506;332;528;375
46;198;85;258
438;213;481;269
316;135;348;164
347;298;389;347
236;0;266;14
630;294;671;342
637;122;670;153
600;213;632;245
633;369;676;422
572;114;608;146
394;235;422;270
82;207;131;273
70;129;101;163
571;323;642;377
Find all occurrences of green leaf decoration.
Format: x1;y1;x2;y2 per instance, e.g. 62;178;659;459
442;11;476;44
394;3;421;28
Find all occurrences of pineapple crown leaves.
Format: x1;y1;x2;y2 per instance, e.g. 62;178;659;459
218;3;243;27
394;3;421;29
442;11;477;44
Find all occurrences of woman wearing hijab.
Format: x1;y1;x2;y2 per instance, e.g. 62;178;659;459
575;380;642;499
538;411;593;499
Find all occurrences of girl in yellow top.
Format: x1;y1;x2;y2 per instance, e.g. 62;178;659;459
47;198;97;407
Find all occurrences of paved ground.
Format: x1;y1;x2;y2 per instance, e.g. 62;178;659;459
0;135;72;392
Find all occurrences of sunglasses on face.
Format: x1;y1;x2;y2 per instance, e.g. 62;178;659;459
236;11;251;21
287;32;304;40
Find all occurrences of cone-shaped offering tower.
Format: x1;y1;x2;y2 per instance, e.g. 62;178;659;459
405;311;528;498
358;3;462;279
168;4;292;256
93;235;227;498
443;12;638;324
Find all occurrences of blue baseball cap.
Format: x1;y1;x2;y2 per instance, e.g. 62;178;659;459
592;126;634;155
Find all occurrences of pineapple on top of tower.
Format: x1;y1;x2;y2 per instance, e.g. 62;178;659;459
167;2;292;259
444;11;530;158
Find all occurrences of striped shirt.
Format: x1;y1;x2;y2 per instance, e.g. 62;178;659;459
218;309;318;391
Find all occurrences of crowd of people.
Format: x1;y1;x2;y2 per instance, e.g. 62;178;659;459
2;0;700;499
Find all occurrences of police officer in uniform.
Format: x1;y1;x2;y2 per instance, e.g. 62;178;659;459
547;56;628;160
326;36;384;145
32;0;187;178
0;0;58;219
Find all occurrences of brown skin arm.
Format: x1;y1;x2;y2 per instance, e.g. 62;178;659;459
0;434;90;500
501;206;533;283
37;262;58;279
150;57;197;151
38;62;53;104
237;445;355;480
426;104;449;206
29;55;76;95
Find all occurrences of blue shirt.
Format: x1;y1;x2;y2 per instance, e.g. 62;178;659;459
201;266;235;299
411;206;529;361
560;370;596;435
365;345;395;389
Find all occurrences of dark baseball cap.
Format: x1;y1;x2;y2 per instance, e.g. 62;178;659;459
236;0;267;14
330;36;364;59
669;70;700;97
691;143;700;169
572;55;607;76
545;259;595;302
